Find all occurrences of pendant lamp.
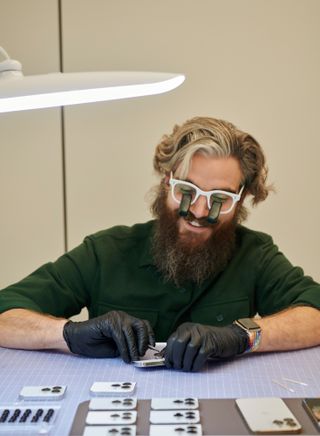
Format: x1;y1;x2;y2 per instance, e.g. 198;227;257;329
0;47;185;113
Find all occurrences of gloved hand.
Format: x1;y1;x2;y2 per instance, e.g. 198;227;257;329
164;322;249;372
63;310;155;363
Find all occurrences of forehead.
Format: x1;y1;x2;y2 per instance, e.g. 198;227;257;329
180;154;243;191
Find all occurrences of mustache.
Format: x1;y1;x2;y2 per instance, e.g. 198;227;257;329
180;210;216;227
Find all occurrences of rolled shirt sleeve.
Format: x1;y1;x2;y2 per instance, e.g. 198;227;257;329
255;236;320;316
0;236;98;318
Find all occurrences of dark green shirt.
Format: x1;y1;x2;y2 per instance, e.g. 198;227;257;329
0;221;319;341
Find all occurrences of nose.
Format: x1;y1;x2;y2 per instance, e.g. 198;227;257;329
189;195;209;219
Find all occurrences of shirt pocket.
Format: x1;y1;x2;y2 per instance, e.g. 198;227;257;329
95;301;158;328
190;297;250;326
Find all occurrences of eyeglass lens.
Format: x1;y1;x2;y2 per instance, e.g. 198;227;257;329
173;182;234;212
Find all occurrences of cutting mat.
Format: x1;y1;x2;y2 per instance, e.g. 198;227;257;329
0;347;319;435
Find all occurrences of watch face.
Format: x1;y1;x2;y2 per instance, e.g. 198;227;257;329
237;318;260;331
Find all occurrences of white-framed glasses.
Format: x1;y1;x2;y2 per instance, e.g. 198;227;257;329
169;172;245;214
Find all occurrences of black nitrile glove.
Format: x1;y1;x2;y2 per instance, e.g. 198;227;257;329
164;322;249;372
63;310;155;363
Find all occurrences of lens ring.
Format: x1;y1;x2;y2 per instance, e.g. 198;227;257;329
173;182;197;205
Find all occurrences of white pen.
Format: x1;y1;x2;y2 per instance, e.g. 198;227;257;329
282;377;308;386
272;379;295;393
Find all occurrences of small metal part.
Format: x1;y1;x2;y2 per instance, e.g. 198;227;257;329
271;379;295;393
148;345;166;358
282;377;308;386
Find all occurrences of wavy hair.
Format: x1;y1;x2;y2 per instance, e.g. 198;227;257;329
152;117;272;220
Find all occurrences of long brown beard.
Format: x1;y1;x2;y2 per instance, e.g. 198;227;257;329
151;187;238;288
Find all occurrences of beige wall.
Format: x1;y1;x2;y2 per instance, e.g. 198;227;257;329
0;0;64;287
1;1;320;309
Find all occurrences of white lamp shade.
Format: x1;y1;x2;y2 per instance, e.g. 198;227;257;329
0;71;185;113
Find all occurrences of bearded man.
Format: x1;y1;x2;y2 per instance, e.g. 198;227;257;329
0;117;319;371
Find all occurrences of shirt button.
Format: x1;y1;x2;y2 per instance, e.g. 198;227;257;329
216;314;224;322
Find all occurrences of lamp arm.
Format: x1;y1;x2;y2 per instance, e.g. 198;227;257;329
0;47;10;60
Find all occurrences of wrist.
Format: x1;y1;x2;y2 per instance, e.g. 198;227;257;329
47;318;70;352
